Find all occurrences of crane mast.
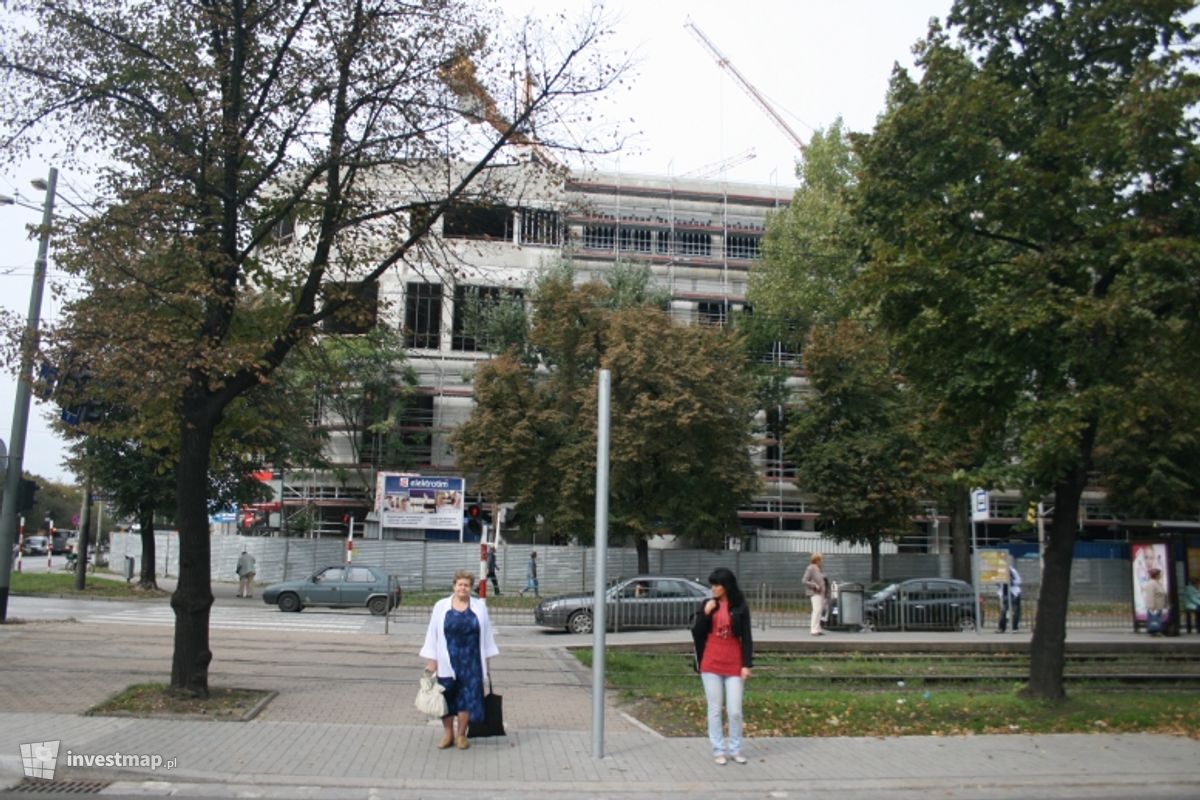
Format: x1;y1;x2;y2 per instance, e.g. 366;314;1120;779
684;20;806;154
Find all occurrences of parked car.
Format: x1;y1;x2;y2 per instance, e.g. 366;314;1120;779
21;535;50;556
534;575;710;634
862;577;977;632
262;565;402;616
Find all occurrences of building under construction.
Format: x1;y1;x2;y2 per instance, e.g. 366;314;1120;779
261;161;821;546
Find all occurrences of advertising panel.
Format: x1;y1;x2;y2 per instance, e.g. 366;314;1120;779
1130;540;1171;624
977;549;1011;586
376;473;465;531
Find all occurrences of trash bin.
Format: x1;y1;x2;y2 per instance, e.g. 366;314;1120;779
123;555;136;582
837;582;864;628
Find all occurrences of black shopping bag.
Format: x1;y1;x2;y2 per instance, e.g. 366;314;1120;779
468;678;505;738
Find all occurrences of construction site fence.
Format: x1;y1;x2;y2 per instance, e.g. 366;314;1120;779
110;534;1145;630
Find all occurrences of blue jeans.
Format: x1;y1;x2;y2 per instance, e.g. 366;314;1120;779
701;672;744;756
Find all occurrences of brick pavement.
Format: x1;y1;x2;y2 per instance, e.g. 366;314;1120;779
0;593;1198;799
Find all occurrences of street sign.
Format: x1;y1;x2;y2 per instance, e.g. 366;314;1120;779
971;488;989;522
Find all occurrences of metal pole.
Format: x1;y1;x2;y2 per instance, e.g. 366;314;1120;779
971;519;981;634
591;369;611;760
0;167;57;621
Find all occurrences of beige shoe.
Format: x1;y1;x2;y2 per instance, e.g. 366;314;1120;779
455;735;469;750
437;732;454;750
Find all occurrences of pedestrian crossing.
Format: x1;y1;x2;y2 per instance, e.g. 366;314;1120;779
83;605;375;634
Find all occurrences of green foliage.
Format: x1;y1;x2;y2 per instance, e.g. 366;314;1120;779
452;262;759;547
855;0;1200;502
294;325;418;500
788;321;926;552
750;118;863;334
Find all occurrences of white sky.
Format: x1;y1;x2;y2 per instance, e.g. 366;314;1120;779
0;0;952;485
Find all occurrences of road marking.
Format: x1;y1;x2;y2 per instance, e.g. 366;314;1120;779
84;606;371;633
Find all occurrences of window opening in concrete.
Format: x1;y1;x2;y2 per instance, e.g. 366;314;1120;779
725;234;760;260
443;203;514;241
618;228;652;253
322;281;379;335
659;230;712;257
520;209;562;246
272;214;295;244
452;285;524;352
697;300;729;327
404;282;442;349
583;224;616;250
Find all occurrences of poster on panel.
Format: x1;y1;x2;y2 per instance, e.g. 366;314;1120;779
977;549;1011;586
376;473;465;531
1130;540;1171;625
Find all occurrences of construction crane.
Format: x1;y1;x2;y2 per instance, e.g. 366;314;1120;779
681;147;757;179
683;19;806;155
438;54;561;167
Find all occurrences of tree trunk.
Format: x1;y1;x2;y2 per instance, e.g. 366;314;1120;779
636;537;649;575
869;539;881;582
138;506;158;590
1022;475;1086;701
951;487;971;583
170;402;215;697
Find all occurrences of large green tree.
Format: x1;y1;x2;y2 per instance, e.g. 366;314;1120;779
750;120;963;580
788;320;926;582
453;264;760;572
854;0;1200;699
0;0;622;695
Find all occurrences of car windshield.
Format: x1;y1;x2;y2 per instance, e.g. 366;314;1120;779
868;582;897;599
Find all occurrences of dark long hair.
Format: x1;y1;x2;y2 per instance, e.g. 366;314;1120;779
708;567;746;611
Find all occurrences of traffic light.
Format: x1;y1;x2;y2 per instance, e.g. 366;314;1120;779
465;505;482;538
16;479;38;513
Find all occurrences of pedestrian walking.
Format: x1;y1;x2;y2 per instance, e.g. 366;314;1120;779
802;553;827;636
519;551;539;597
996;564;1022;632
486;545;501;595
691;567;753;766
420;570;499;750
236;548;256;598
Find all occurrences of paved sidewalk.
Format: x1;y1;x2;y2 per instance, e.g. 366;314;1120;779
0;593;1197;799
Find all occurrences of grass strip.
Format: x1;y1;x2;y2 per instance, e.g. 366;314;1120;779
576;649;1200;738
9;571;165;599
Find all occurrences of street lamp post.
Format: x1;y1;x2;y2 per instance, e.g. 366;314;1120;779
0;167;58;621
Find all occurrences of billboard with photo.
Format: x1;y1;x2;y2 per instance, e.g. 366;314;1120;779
376;473;465;531
1130;540;1171;624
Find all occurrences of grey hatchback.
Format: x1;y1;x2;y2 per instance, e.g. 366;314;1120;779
262;565;402;616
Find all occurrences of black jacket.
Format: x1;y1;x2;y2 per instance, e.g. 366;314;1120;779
691;599;753;671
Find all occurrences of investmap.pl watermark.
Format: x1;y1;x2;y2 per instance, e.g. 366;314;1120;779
20;740;177;781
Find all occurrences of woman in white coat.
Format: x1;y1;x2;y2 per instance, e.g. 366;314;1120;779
421;570;500;749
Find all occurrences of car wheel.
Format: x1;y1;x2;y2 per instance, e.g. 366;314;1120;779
277;593;302;613
958;615;976;632
567;609;593;634
367;596;388;616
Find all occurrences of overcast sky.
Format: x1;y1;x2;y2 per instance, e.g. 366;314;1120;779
0;0;952;485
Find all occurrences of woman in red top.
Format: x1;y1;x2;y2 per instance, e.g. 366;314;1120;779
691;567;754;765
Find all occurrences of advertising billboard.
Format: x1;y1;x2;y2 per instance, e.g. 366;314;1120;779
376;473;465;531
1130;540;1171;625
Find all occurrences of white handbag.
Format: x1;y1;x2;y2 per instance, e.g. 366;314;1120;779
415;670;447;717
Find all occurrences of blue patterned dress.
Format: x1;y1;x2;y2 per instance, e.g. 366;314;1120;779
437;605;485;722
